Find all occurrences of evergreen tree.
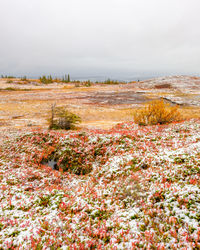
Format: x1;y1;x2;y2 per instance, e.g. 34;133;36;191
67;74;70;82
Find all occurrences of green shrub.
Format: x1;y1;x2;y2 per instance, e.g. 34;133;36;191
48;105;81;130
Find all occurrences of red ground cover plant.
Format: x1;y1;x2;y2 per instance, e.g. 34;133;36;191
0;119;200;249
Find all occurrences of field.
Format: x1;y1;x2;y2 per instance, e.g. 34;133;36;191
0;76;200;130
0;76;200;249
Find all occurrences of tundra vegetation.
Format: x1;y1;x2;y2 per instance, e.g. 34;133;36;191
0;118;200;248
0;76;200;248
48;104;81;130
134;99;181;126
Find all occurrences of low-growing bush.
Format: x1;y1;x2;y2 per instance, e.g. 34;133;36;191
6;80;13;84
133;99;181;126
48;105;81;130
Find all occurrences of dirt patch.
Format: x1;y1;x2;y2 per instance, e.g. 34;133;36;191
76;91;149;105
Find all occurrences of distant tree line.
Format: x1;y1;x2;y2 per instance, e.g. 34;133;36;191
1;75;16;79
39;74;71;84
1;74;131;85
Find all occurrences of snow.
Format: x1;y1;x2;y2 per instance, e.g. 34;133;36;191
0;119;200;248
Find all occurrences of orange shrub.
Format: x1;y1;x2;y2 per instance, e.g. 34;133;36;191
133;99;181;126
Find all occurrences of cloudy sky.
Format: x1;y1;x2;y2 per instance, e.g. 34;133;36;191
0;0;200;80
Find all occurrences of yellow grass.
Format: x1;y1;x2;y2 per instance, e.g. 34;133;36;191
146;91;200;99
1;78;200;129
179;106;200;120
69;107;135;121
0;99;136;129
63;86;97;92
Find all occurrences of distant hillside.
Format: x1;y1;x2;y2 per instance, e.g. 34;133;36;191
136;75;200;92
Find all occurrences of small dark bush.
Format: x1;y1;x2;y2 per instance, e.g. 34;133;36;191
48;105;81;130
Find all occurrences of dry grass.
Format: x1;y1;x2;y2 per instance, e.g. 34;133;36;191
62;86;97;92
1;98;200;130
1;78;200;130
145;92;174;98
179;106;200;120
146;91;200;98
0;99;136;129
69;107;135;121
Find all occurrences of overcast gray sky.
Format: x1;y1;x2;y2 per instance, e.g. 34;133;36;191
0;0;200;79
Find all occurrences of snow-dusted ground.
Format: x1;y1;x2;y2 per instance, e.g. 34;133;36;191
137;75;200;91
0;120;200;249
135;75;200;107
